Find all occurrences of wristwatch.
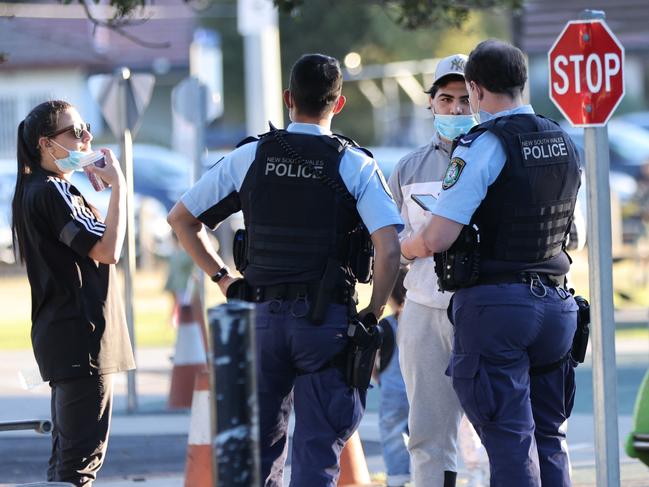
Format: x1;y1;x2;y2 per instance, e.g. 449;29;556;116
210;266;230;283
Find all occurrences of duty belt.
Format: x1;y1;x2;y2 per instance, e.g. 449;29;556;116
250;282;355;304
475;272;564;287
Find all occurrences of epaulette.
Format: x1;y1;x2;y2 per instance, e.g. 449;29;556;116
333;132;373;158
455;128;487;148
235;136;258;148
236;120;283;148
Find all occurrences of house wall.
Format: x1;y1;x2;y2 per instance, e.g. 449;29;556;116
0;69;103;158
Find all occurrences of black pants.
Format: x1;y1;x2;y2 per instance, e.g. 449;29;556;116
47;374;113;487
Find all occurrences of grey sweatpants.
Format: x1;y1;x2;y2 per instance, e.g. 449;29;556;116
397;299;463;486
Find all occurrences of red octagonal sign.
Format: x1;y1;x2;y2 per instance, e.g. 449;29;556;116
549;19;624;127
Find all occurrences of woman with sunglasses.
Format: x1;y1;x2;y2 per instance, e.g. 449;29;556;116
11;100;135;487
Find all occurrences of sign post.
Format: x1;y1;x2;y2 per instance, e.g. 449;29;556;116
549;10;624;486
89;69;155;413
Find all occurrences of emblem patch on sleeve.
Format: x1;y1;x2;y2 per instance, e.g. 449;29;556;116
442;157;466;190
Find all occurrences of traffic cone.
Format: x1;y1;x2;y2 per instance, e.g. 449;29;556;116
168;302;208;409
184;371;213;487
337;431;380;486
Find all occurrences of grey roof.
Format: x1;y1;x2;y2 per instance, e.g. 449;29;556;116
0;12;194;71
518;0;649;55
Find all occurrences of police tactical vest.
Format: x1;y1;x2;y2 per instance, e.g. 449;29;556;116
465;114;581;270
238;131;362;287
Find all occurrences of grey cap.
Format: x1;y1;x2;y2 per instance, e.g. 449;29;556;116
425;54;468;94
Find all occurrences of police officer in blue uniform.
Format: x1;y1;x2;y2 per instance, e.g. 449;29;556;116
403;40;581;486
168;53;402;487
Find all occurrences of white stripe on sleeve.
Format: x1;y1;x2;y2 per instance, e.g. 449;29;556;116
49;178;106;237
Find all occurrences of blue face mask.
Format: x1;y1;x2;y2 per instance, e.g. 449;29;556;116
433;114;478;141
49;140;88;173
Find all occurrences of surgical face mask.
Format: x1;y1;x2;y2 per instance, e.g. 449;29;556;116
48;139;89;173
434;113;478;141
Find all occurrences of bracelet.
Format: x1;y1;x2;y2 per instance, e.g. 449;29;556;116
401;250;415;261
210;266;230;283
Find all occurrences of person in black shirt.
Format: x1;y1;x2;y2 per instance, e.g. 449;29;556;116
11;100;135;487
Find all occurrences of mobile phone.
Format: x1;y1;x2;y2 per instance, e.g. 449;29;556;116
411;193;437;212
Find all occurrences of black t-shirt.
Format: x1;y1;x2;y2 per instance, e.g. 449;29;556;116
21;167;135;381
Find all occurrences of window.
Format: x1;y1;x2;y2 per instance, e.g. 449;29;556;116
0;97;17;159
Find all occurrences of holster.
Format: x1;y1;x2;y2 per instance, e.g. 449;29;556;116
232;229;248;272
345;313;383;390
571;294;590;363
307;257;344;325
225;278;252;302
433;224;480;292
347;224;374;284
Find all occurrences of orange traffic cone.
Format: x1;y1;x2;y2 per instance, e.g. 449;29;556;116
168;303;208;409
337;431;380;486
184;371;213;487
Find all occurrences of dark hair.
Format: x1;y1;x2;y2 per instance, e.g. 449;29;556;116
390;267;408;311
464;39;527;98
12;100;72;262
289;54;342;118
426;73;466;99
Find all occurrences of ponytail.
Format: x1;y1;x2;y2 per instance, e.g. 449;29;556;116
11;100;72;263
12;121;31;262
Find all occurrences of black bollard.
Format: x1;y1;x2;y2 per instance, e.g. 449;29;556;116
208;300;260;487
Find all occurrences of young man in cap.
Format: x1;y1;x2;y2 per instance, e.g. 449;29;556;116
387;54;483;487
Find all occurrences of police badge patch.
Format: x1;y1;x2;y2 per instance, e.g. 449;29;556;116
442;158;465;190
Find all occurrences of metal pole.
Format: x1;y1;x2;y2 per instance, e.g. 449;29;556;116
584;125;620;487
243;28;283;134
0;420;52;434
118;67;138;413
208;301;260;487
194;81;207;332
579;10;620;485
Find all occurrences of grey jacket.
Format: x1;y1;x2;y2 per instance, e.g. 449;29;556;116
387;132;453;308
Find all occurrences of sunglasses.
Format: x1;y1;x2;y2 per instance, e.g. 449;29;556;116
46;122;91;139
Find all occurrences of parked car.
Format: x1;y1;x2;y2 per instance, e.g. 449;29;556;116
106;143;192;210
616;111;649;132
561;120;649;180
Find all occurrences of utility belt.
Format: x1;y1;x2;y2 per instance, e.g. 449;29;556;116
226;278;381;391
248;281;355;305
476;272;565;287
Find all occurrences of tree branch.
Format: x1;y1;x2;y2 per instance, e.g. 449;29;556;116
80;0;171;49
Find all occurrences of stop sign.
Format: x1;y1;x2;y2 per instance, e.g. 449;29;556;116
549;19;624;127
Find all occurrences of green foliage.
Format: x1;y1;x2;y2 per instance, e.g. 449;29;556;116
275;0;523;29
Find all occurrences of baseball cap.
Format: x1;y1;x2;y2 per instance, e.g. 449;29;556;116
424;54;468;94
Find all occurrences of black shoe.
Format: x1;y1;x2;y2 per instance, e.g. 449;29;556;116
444;470;457;487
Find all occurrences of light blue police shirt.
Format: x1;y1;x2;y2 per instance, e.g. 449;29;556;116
181;122;403;234
432;105;535;225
